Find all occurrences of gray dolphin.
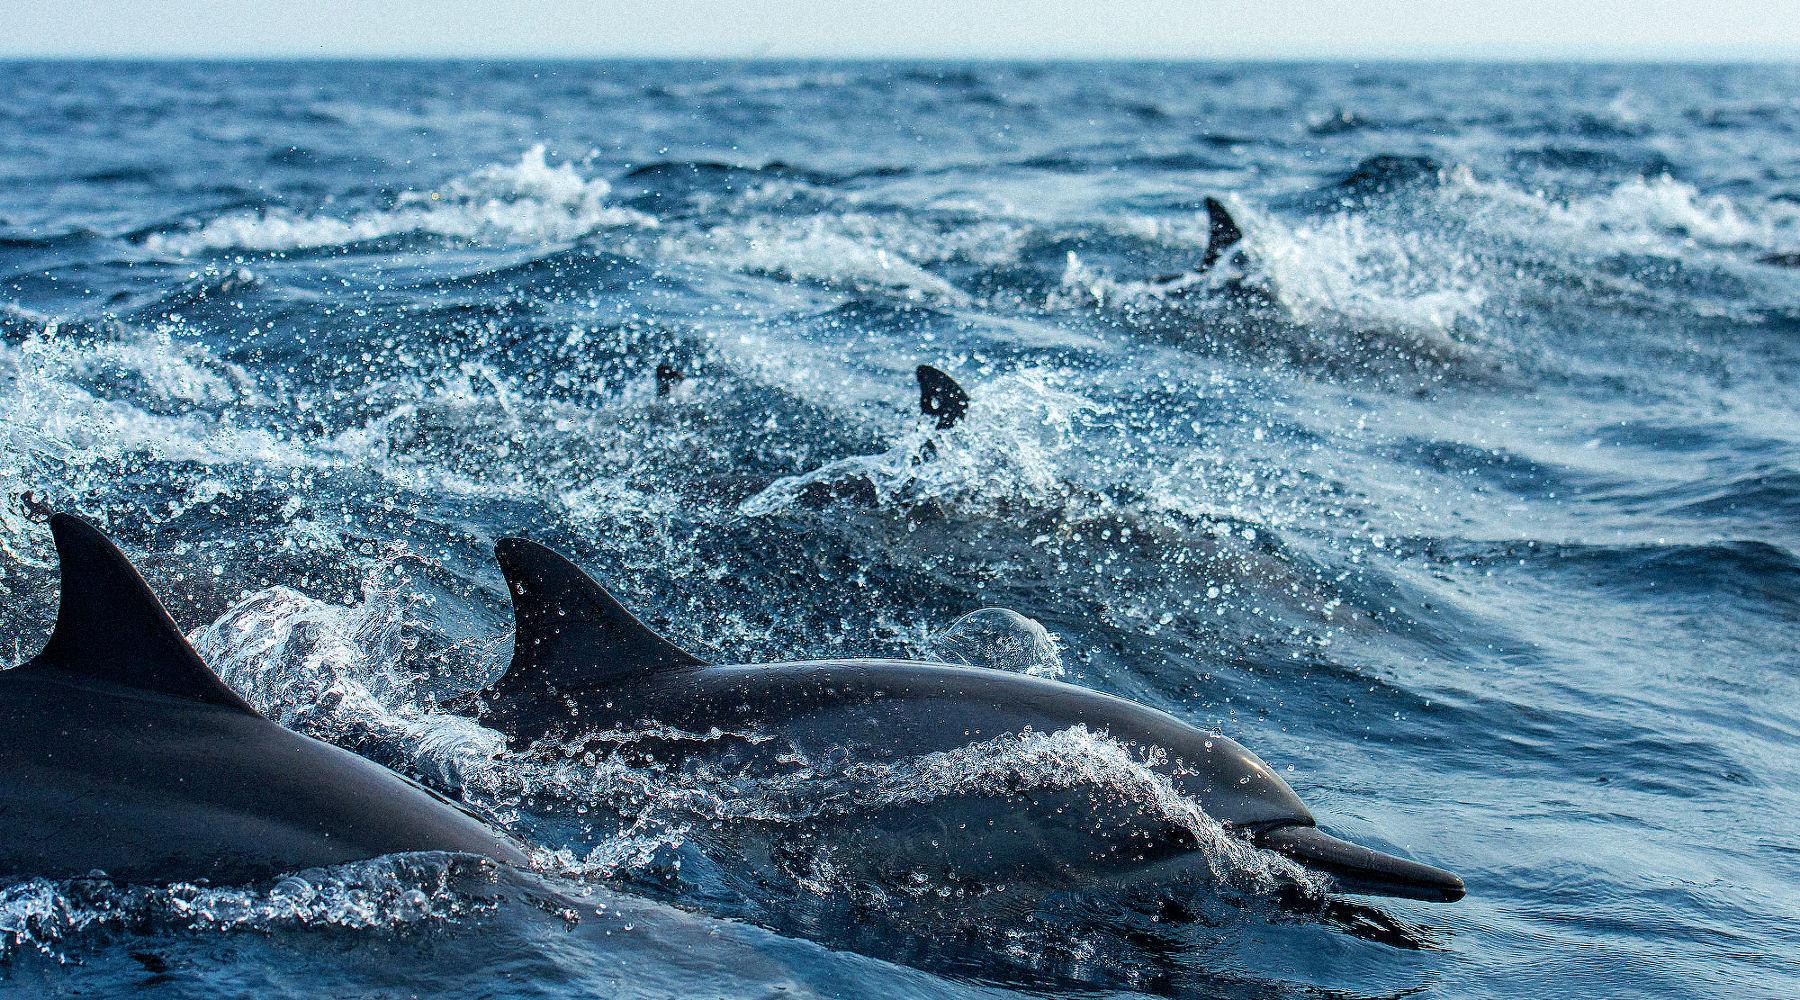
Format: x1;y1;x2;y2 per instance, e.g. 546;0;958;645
475;539;1464;902
0;513;527;885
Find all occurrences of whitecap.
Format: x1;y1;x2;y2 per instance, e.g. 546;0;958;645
148;146;656;254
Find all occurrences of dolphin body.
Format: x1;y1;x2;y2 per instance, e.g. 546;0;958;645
0;514;527;885
475;539;1464;902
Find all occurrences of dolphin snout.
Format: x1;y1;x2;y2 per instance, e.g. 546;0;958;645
1253;824;1465;903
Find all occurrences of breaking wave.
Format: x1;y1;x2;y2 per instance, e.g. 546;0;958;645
147;146;655;254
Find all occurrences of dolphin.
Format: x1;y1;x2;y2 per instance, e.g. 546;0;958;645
473;538;1464;902
0;513;527;885
1196;196;1246;273
1152;196;1248;284
916;363;970;429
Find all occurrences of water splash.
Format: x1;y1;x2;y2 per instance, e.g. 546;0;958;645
0;854;506;964
738;369;1101;516
192;572;509;796
926;607;1065;679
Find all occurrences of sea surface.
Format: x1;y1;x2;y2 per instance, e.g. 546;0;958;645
1;60;1798;998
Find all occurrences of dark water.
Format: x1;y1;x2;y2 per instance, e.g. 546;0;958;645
2;60;1799;998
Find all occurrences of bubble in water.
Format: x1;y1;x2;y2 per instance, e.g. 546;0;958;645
926;608;1064;679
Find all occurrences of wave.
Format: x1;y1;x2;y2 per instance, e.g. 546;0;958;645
647;215;971;303
1411;163;1800;266
646;70;859;100
1549;175;1800;252
146;146;656;255
1333;154;1447;196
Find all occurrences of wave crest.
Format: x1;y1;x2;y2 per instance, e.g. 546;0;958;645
148;146;655;254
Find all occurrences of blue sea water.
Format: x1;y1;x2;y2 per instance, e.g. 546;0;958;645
1;59;1798;997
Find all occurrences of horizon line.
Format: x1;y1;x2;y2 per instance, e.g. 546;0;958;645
4;50;1799;65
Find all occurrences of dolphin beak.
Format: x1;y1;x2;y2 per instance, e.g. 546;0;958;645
1254;825;1465;903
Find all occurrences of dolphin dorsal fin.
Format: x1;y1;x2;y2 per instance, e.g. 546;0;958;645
916;365;970;430
1198;196;1244;272
490;538;704;701
26;513;258;715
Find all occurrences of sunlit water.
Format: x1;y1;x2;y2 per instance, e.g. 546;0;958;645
2;60;1798;997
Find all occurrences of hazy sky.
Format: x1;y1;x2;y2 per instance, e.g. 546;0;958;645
5;1;1798;60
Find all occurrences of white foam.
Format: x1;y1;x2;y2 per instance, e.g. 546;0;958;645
1255;209;1490;346
643;213;1010;304
193;579;509;795
1552;174;1799;250
1441;166;1800;260
0;324;543;552
149;146;656;254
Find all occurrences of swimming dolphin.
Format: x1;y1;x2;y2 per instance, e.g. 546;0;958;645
0;513;527;885
1152;196;1248;284
473;538;1464;902
916;364;970;429
1197;196;1245;273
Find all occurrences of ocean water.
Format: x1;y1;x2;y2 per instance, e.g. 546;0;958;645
2;59;1798;998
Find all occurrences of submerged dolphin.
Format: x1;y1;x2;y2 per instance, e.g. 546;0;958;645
474;539;1464;902
0;513;527;885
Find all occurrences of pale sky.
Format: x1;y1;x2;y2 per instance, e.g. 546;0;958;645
3;0;1797;61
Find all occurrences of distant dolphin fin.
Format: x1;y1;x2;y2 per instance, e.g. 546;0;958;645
1198;196;1244;272
24;513;258;715
488;538;705;705
916;365;970;429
